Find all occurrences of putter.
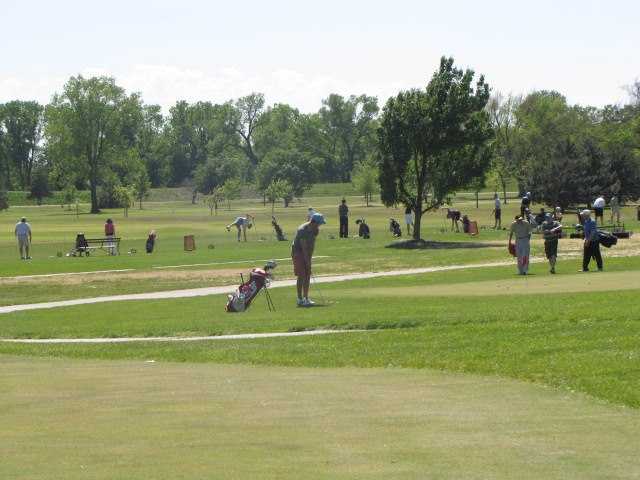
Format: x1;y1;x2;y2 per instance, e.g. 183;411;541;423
311;273;328;306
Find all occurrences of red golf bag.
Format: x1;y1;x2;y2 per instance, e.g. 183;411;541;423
225;261;277;312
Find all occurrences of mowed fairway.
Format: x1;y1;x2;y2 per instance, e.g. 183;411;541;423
354;269;640;297
2;357;640;480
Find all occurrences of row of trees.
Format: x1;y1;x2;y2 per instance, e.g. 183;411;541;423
488;86;640;209
0;79;380;213
378;59;639;239
1;60;638;238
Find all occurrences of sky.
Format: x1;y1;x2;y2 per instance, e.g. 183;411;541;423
1;0;638;112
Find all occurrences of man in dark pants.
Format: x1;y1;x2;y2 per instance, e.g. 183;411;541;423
520;192;531;218
338;199;349;238
581;209;603;272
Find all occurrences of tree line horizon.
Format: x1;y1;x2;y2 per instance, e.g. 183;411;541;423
1;56;639;239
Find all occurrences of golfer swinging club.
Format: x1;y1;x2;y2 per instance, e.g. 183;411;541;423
508;214;535;275
292;212;325;307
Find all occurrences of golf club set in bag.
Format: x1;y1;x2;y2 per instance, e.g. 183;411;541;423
226;260;277;313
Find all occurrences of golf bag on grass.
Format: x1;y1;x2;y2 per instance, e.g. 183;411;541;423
226;261;277;312
389;218;402;237
272;216;287;241
146;231;157;253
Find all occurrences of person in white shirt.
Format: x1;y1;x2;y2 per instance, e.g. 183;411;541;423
593;196;605;225
14;217;32;260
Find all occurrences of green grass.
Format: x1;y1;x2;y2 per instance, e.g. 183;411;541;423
2;194;640;478
2;191;637;305
3;257;640;408
3;357;639;480
5;190;92;206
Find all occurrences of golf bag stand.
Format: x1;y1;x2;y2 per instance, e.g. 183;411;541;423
225;261;277;312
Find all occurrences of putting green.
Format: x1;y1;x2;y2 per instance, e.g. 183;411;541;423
353;270;640;298
2;357;639;479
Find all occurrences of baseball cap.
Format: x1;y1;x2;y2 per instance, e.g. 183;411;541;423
311;213;326;225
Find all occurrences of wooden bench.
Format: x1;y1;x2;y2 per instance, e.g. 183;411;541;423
72;237;121;256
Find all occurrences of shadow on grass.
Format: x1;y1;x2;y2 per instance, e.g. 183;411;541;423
288;320;421;333
386;239;502;250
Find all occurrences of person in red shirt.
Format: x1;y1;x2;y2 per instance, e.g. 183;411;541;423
104;218;116;255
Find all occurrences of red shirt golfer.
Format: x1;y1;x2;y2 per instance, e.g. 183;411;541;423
292;213;325;307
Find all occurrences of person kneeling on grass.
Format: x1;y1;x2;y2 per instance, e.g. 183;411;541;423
508;214;535;275
292;212;325;307
542;213;562;274
226;214;254;242
355;218;370;239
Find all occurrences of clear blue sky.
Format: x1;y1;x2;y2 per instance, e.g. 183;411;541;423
1;0;638;111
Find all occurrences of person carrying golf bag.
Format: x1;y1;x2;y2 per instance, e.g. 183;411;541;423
292;213;325;307
581;209;603;272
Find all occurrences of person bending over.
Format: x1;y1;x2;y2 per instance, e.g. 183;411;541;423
291;213;325;307
226;214;255;242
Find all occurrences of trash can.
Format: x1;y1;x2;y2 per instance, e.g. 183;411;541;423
637;206;640;221
184;235;196;251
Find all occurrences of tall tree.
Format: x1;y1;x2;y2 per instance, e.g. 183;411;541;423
29;165;51;205
193;154;240;196
264;178;292;212
233;93;265;167
351;157;379;206
164;100;239;185
317;94;379;181
486;92;522;202
378;56;492;240
256;148;315;207
132;170;151;209
0;104;7;189
0;188;8;211
2;100;44;189
45;75;142;213
137;104;167;187
253;103;301;160
626;79;640;107
296;112;341;181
